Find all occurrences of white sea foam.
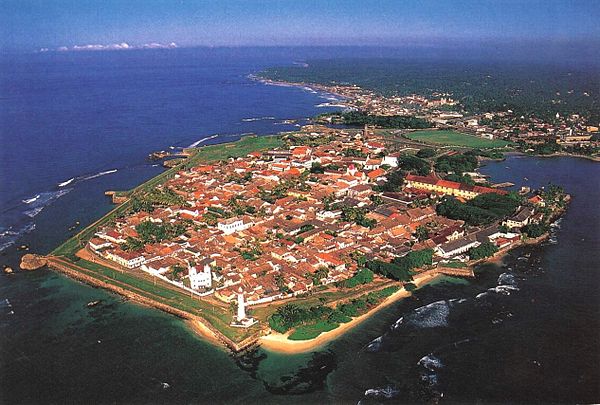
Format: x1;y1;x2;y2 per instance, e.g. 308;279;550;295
241;116;275;122
0;223;36;253
315;102;347;108
82;169;117;180
475;292;489;300
188;134;218;148
397;300;451;329
497;272;517;286
0;241;15;252
22;194;40;204
418;354;443;371
58;177;75;187
22;189;72;209
488;285;519;296
366;336;383;352
364;386;400;399
24;206;44;218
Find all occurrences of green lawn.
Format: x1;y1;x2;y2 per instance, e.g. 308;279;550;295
189;135;284;163
288;320;339;340
406;130;512;148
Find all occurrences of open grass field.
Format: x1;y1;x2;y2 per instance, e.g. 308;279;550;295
406;130;512;148
288;320;340;340
190;135;284;163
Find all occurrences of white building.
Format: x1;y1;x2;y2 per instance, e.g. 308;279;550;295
105;250;146;269
188;258;213;290
217;217;252;235
382;155;399;168
435;238;480;259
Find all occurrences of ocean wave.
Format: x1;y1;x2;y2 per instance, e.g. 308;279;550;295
22;194;40;204
21;189;73;211
364;386;400;399
1;188;73;252
24;206;44;218
497;272;517;286
418;354;444;372
366;336;383;352
394;298;469;331
477;284;519;299
0;223;36;253
418;354;444;388
396;300;450;330
315;102;347;108
82;169;117;180
58;177;75;187
0;241;15;252
241;116;275;122
188;134;218;148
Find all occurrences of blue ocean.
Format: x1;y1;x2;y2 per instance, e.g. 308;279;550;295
0;48;598;404
0;47;347;254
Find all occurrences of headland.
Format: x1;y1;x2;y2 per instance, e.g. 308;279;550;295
36;79;575;354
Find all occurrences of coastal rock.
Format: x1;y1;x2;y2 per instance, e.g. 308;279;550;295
20;254;48;271
3;266;14;274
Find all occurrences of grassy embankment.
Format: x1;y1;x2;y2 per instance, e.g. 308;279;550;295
406;130;512;149
50;135;283;342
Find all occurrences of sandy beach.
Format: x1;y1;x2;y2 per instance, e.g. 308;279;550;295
187;319;222;346
259;272;441;354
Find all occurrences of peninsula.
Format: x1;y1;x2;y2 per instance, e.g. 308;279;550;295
42;84;571;354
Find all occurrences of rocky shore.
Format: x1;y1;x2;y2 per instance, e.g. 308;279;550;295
19;254;48;271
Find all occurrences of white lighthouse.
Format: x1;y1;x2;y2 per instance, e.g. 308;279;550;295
231;287;257;328
236;287;246;321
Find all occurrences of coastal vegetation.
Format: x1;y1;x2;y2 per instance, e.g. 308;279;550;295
268;285;400;340
340;268;374;288
319;111;431;129
469;241;499;260
435;153;479;174
522;223;548;238
366;248;433;281
436;194;521;226
261;59;600;122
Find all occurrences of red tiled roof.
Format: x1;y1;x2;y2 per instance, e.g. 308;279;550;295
406;174;507;196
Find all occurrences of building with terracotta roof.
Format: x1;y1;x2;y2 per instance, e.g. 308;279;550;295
405;174;508;200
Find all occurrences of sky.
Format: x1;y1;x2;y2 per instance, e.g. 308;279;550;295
1;0;599;51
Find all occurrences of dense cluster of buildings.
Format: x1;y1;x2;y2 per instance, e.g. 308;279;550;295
86;126;547;310
297;81;598;152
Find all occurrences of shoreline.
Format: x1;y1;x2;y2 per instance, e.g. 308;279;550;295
42;76;573;355
259;272;441;354
255;76;599;163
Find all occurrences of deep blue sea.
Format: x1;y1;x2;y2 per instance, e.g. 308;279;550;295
1;48;599;404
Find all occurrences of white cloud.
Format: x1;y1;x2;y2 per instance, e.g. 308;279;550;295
52;42;178;52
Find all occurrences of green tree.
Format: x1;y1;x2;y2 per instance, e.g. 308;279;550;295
416;148;436;158
414;225;429;242
468;241;498;260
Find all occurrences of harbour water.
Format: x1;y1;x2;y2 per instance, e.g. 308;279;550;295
1;49;599;403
